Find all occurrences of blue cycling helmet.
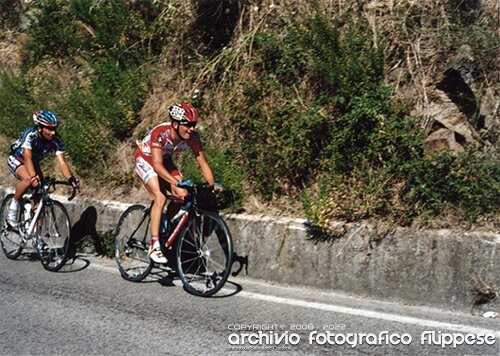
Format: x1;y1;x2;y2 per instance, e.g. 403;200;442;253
33;110;60;128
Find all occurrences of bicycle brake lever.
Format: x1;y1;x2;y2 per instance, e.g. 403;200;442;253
68;188;78;201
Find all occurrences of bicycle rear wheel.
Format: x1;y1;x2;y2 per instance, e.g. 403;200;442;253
176;211;233;297
38;200;71;271
115;205;153;282
0;194;24;259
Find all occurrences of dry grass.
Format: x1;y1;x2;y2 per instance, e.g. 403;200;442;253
0;0;498;223
0;31;24;76
24;58;93;108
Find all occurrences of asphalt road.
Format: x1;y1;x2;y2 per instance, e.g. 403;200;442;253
0;249;498;355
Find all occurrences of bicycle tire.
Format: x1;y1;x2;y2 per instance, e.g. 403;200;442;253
38;200;71;271
176;211;233;297
115;205;153;282
0;194;24;260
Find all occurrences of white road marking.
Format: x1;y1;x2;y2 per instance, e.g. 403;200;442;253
238;291;500;337
89;263;119;274
87;257;499;339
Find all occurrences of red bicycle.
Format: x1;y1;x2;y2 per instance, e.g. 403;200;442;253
114;184;235;297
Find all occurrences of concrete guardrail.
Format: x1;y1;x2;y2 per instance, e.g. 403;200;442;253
1;187;498;313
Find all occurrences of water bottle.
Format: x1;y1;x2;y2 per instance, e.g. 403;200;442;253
160;213;168;234
23;202;32;222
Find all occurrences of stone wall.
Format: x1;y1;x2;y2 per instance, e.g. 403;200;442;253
1;187;498;312
224;213;499;312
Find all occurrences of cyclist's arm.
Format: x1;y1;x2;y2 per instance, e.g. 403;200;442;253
22;148;38;178
194;150;215;186
151;147;180;185
55;153;73;180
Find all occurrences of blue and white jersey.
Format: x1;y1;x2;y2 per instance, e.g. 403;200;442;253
10;127;65;162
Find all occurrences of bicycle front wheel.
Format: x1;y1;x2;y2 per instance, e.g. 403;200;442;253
115;205;153;282
177;211;233;297
38;200;71;271
0;194;24;259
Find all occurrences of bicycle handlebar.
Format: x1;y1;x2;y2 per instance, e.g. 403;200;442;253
181;183;228;196
180;183;236;209
38;176;79;201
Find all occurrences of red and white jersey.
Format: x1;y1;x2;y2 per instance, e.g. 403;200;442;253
136;122;203;159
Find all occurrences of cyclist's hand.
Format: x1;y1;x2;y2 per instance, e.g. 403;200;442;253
177;179;194;188
211;182;224;192
30;175;40;188
68;176;80;190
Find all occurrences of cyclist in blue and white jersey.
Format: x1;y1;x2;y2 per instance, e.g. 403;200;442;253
5;110;79;227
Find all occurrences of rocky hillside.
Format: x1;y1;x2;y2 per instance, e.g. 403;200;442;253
0;0;498;230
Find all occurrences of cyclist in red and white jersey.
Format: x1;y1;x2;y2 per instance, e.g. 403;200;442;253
134;103;222;263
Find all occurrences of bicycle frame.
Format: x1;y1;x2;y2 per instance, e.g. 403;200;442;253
21;196;44;240
161;185;234;248
20;178;77;242
0;176;77;271
115;183;235;295
163;203;191;249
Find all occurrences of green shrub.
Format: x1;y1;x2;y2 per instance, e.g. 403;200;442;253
234;96;333;196
0;0;21;28
402;152;500;220
305;145;499;228
303;168;397;227
1;0;497;228
17;0;161;179
56;89;113;176
27;0;167;66
87;59;147;139
232;11;388;197
253;27;307;84
304;14;384;104
99;230;117;258
26;0;82;63
0;73;34;142
178;144;244;209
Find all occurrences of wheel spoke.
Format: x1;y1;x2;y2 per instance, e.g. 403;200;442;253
0;195;24;260
114;205;153;282
39;201;71;271
205;256;226;271
177;212;233;296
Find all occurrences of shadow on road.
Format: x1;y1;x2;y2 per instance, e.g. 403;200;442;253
13;249;91;273
67;206;105;261
127;262;244;298
58;256;91;273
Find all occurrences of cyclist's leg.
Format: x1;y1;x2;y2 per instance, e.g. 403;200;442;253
162;158;187;221
145;177;167;238
6;158;30;226
12;160;41;201
14;163;44;227
134;154;167;263
146;179;169;263
135;154;165;236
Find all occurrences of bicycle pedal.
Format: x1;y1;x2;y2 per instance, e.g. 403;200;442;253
5;223;19;233
36;240;49;251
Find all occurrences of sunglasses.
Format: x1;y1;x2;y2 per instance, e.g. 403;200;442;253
181;122;197;128
41;125;57;132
